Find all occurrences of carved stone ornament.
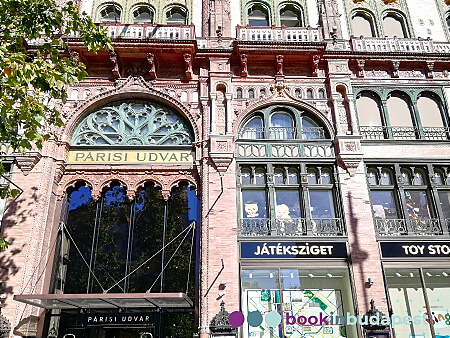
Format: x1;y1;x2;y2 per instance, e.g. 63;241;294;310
109;51;120;79
446;0;450;5
240;53;248;77
209;152;234;175
147;52;157;79
361;299;390;331
184;53;193;80
270;82;289;98
210;301;235;333
14;152;42;175
0;312;11;338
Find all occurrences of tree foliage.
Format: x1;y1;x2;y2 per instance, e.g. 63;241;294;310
0;0;112;151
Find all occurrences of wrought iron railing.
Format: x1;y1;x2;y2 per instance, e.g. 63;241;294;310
239;218;345;237
360;126;450;141
236;25;322;42
351;36;450;54
374;218;443;236
269;127;296;139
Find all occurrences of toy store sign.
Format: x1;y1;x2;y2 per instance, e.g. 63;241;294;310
82;312;154;326
381;241;450;258
241;242;348;259
68;150;195;164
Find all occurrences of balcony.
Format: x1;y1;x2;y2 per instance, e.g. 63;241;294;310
360;126;450;141
350;36;450;54
374;218;447;237
68;23;195;40
238;218;345;237
236;25;322;42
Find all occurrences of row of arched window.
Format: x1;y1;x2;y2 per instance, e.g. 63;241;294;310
235;87;326;100
97;3;188;25
351;9;409;38
246;2;305;27
356;90;448;140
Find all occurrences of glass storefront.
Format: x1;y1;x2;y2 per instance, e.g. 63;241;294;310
240;267;357;338
385;268;450;338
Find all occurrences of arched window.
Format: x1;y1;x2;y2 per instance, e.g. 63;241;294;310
166;6;187;25
387;93;414;139
133;5;154;23
260;88;266;97
446;14;450;34
270;112;294;139
318;89;325;99
280;4;303;27
417;94;446;139
306;89;313;99
356;92;383;127
241;116;264;139
72;100;194;146
352;12;375;37
248;3;269;26
100;4;121;22
294;89;301;98
248;89;255;99
383;13;406;38
236;88;243;99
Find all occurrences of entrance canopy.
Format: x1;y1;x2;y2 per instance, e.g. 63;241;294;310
14;293;193;310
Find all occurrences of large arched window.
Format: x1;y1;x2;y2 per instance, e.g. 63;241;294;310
100;4;121;22
133;5;154;23
356;92;384;139
279;4;303;27
238;105;329;140
248;3;270;26
166;6;187;25
351;12;375;37
417;94;446;139
383;12;407;38
72;100;194;146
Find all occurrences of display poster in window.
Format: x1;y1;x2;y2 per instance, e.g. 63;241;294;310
243;289;345;338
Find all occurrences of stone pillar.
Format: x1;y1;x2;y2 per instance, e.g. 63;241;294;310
225;93;232;134
210;93;217;134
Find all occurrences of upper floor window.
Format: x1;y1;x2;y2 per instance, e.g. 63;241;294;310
446;14;450;34
236;88;243;99
248;89;255;99
351;12;375;37
166;6;187;25
383;13;407;38
248;3;269;26
280;4;303;27
239;105;328;140
100;4;121;22
133;5;154;24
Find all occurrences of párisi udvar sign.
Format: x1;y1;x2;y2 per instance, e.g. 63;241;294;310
68;150;195;164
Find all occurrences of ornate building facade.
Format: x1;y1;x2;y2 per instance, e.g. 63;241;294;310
2;0;450;337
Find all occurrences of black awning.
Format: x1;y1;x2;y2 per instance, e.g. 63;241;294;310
13;292;192;310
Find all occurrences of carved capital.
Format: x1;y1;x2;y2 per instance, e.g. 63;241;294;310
15;152;42;176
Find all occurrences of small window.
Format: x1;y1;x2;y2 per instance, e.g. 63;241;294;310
166;6;187;25
241;116;264;139
248;89;255;99
434;169;444;185
248;4;269;26
318;89;325;99
307;169;318;185
306;89;313;99
241;168;252;185
294;89;301;98
367;169;378;186
413;169;425;186
236;89;243;99
133;6;154;23
255;168;266;184
401;169;412;185
260;89;266;97
100;4;121;22
287;169;298;185
320;169;332;184
274;169;285;185
446;15;450;34
380;169;393;186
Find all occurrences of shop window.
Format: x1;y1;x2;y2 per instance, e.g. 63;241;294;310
238;105;328;140
241;268;357;338
367;165;447;236
236;88;243;99
383;14;406;38
239;165;342;236
352;12;375;37
100;4;121;22
248;3;270;26
279;4;303;27
133;5;154;23
166;6;187;25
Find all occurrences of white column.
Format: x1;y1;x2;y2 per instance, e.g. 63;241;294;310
210;93;217;134
225;93;232;134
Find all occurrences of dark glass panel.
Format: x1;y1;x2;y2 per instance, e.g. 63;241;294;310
370;191;398;219
309;190;335;218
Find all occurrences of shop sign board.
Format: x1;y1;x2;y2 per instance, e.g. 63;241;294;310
81;312;154;326
380;241;450;258
240;242;347;259
68;150;195;164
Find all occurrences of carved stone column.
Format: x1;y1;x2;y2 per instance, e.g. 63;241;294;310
225;93;232;134
210;93;217;134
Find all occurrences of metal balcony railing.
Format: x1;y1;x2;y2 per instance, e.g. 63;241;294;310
359;126;450;141
236;25;322;42
351;36;450;54
374;218;444;236
238;218;345;237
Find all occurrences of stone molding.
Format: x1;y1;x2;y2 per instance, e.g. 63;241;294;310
14;152;42;176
